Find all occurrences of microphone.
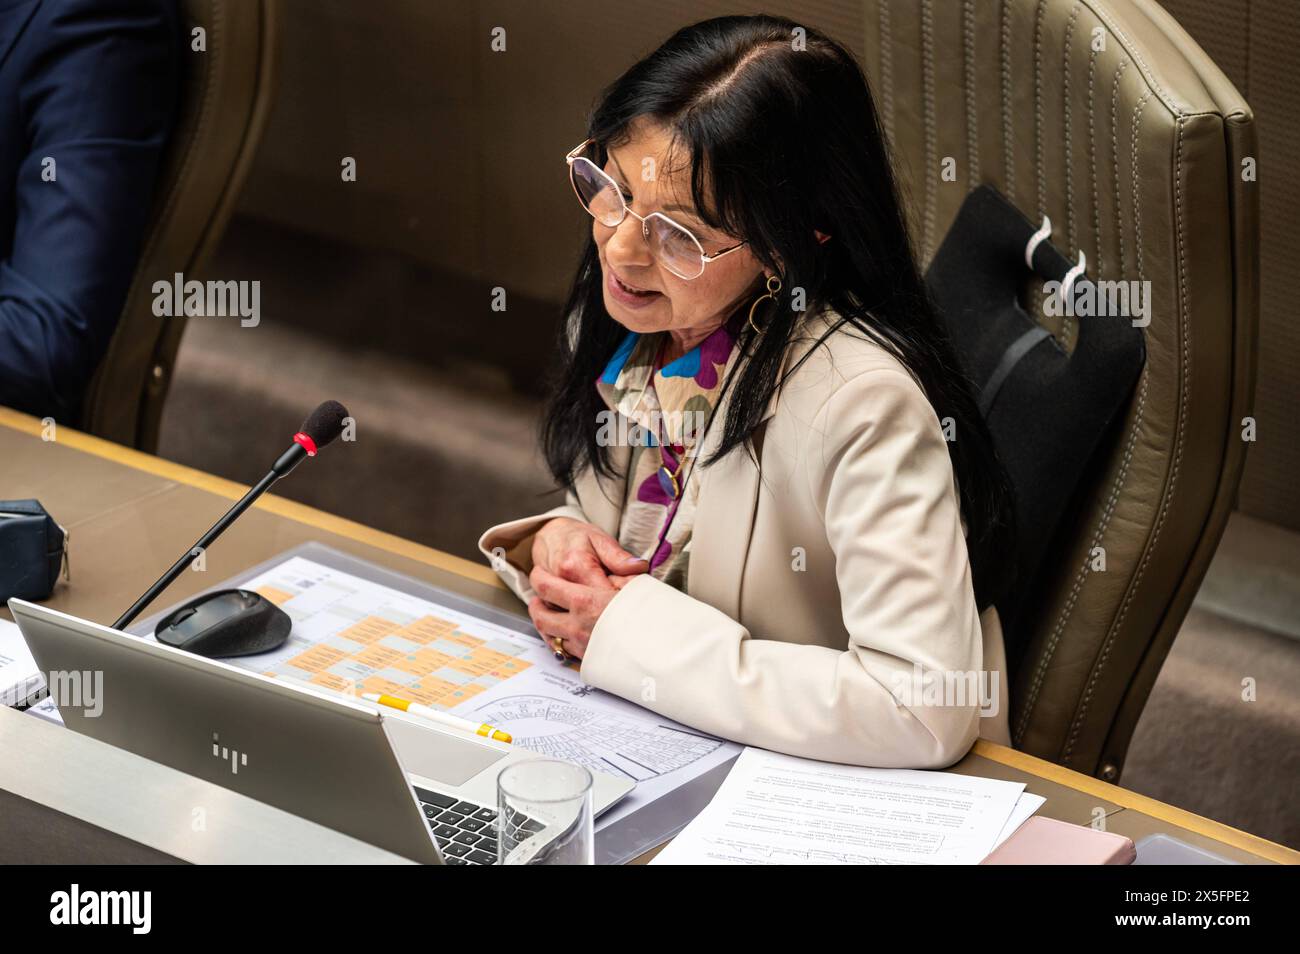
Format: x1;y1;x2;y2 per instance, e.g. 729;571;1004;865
272;398;350;477
112;401;350;631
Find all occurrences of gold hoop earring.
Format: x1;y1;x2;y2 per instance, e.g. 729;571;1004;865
747;274;783;334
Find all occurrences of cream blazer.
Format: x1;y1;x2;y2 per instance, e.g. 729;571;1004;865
478;309;1011;769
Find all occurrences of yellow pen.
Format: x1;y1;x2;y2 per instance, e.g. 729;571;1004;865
362;692;512;744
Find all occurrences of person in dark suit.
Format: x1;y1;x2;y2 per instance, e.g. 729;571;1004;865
0;0;181;424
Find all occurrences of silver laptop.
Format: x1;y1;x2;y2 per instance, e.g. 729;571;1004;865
9;599;634;864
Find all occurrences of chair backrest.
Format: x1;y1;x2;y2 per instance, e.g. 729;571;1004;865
80;0;278;451
862;0;1258;780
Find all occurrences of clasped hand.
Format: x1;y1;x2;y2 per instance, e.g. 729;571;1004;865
527;517;648;659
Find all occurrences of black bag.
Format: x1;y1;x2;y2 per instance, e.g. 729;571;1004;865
0;499;68;602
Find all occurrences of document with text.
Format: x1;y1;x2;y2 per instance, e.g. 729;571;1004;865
652;747;1030;865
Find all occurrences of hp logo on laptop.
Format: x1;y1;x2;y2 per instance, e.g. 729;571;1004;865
212;732;248;775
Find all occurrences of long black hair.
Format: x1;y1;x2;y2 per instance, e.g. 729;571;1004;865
541;14;1015;610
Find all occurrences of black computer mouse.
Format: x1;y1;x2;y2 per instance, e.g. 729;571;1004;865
153;588;292;658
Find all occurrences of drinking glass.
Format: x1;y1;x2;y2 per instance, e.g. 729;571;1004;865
496;758;594;865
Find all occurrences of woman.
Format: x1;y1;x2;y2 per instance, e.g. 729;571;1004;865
478;14;1016;768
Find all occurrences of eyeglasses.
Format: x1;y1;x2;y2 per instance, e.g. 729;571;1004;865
565;139;747;280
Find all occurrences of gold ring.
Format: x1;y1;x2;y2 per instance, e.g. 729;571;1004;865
551;635;567;660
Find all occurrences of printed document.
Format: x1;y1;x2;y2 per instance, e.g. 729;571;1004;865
652;747;1030;864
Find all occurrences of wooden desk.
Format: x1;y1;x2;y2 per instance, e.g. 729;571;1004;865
1;407;1295;865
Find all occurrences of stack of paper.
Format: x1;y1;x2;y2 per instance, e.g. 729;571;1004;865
652;747;1044;865
0;618;43;708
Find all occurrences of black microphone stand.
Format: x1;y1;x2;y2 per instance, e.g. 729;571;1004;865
111;442;310;631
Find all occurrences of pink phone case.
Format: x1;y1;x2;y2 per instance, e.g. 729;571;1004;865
980;816;1136;865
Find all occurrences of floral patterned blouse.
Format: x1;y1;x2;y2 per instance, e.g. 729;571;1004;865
595;311;745;590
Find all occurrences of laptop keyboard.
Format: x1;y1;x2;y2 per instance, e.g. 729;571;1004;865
415;786;543;865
